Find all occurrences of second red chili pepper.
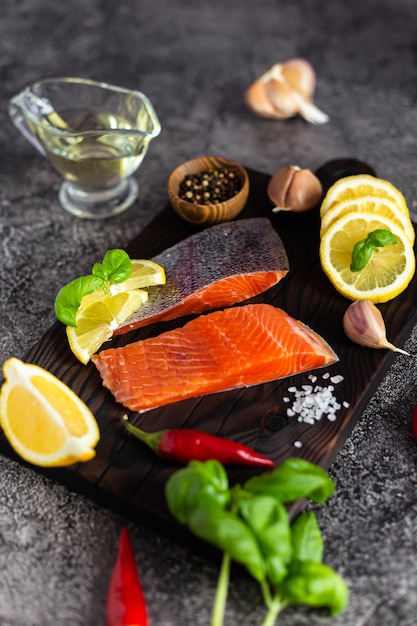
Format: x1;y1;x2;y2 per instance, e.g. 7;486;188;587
123;417;275;468
106;527;148;626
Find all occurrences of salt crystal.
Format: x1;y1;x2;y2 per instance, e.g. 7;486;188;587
343;401;350;408
281;367;349;426
303;416;316;425
293;440;303;448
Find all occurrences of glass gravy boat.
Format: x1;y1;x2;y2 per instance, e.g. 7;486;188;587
9;77;161;219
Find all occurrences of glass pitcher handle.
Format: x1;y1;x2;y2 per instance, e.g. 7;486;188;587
8;95;47;156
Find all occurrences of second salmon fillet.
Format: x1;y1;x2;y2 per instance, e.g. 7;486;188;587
93;303;338;412
114;218;289;335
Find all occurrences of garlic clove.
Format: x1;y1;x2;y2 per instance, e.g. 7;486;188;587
268;165;323;213
264;77;299;117
281;58;316;101
343;300;410;355
245;58;329;125
244;79;288;119
289;90;330;125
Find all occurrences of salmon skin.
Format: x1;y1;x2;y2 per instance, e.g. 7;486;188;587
93;303;338;412
114;218;289;335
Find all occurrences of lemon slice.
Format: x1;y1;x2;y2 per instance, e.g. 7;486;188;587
319;212;415;303
320;175;409;218
81;259;166;309
67;290;148;364
320;195;415;244
0;358;100;467
114;259;166;292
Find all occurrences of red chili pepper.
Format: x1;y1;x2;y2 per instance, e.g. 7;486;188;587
123;417;275;468
412;405;417;439
106;527;148;626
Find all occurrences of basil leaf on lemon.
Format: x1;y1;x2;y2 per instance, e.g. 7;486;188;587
54;275;103;327
54;249;133;326
92;249;132;291
350;229;397;272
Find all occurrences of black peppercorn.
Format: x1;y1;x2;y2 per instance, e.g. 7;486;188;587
178;168;241;205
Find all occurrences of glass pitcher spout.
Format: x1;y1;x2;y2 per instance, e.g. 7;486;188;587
9;77;161;219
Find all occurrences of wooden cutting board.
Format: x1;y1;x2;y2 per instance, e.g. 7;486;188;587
1;161;416;543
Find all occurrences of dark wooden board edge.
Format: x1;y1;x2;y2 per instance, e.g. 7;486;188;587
1;161;416;549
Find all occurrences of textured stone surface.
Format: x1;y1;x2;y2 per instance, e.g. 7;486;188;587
1;0;417;624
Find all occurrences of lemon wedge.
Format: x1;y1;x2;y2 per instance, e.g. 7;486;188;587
319;212;415;303
67;290;148;364
0;358;100;467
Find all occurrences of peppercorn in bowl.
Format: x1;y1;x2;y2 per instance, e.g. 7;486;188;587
167;155;249;226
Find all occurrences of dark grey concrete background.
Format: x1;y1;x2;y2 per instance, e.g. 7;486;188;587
1;1;417;624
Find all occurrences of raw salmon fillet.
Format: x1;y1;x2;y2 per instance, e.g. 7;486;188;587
114;218;289;335
93;303;338;412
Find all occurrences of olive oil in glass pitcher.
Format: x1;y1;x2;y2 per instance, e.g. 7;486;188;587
9;78;161;219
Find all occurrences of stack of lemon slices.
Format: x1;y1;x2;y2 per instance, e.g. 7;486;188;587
319;175;416;303
67;259;166;364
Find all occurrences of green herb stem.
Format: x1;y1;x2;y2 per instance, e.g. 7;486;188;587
260;595;287;626
211;552;231;626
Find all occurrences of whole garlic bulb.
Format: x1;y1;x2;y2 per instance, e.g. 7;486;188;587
245;58;329;125
267;165;323;213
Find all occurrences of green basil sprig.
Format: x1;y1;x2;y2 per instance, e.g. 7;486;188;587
54;249;132;327
350;229;397;272
165;458;348;626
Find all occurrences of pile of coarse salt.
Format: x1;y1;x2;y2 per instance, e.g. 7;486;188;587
283;371;350;433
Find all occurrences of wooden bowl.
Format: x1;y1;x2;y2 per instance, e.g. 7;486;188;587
167;156;249;226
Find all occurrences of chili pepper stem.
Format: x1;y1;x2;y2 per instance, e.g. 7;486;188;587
210;552;231;626
123;415;162;454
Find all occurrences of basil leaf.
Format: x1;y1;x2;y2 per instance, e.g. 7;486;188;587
350;229;397;272
350;240;372;272
238;495;292;585
91;262;108;284
188;505;266;583
91;249;132;293
368;229;397;247
165;460;230;525
243;458;335;504
101;249;132;284
281;559;349;615
291;511;323;563
54;275;103;326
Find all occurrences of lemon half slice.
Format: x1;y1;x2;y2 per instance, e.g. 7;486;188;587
0;358;100;467
319;212;415;303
